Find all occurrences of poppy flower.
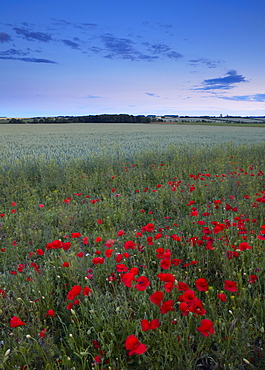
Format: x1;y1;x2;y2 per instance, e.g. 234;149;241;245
91;257;104;265
141;319;160;331
116;263;129;272
224;280;238;292
157;273;175;283
125;335;147;356
217;293;227;302
121;272;136;288
195;278;209;292
248;275;258;284
46;309;56;317
160;300;174;314
141;223;155;232
83;286;92;296
149;291;164;306
135;276;150;291
197;319;215;337
10;316;26;328
123;240;137;250
67;285;82;300
160;259;171;270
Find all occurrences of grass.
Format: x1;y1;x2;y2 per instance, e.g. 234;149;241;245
0;131;264;369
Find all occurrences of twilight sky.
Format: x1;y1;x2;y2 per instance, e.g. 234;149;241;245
1;0;265;117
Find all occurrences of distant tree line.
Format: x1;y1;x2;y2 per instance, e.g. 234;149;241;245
6;114;152;124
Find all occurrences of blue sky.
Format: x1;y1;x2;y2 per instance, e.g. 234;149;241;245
1;0;265;117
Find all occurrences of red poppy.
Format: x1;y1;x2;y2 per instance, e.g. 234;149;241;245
224;280;237;292
91;257;104;265
10;316;26;328
141;319;160;331
197;319;215;337
67;285;82;300
117;230;126;236
46;309;56;317
195;278;209;292
121;272;136;288
177;282;189;291
248;275;258;284
238;242;252;251
157;272;175;283
39;328;48;338
62;262;69;267
36;249;44;256
116;263;129;273
149;291;164;306
76;252;84;258
125;335;147;355
160;300;174;314
135;276;150;291
83;286;92;296
141;223;155;232
190;299;206;316
160;259;171;270
105;248;114;257
217;293;227;302
123;240;137;250
71;232;81;238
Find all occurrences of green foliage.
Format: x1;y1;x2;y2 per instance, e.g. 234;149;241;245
0;138;264;369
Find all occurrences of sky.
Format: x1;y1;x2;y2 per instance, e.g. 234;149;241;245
1;0;265;118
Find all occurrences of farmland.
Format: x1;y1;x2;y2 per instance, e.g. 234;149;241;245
0;123;265;369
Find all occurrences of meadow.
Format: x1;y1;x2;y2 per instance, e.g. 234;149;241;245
0;123;264;369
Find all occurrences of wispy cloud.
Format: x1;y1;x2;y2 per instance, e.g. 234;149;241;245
83;95;101;99
143;42;182;59
196;70;248;91
219;93;265;102
0;48;28;56
145;92;160;97
62;39;80;49
0;32;11;43
0;56;57;63
189;57;222;69
100;33;159;61
13;27;53;42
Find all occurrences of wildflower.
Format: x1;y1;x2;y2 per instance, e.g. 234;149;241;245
121;272;136;288
224;280;238;292
46;309;56;317
197;319;215;337
149;291;164;306
135;276;150;291
72;232;81;238
123;240;137;250
76;252;84;258
141;319;160;331
160;259;171;270
10;316;25;328
39;328;48;338
141;223;155;232
249;275;258;283
217;293;227;302
160;300;174;314
125;335;147;355
67;285;82;300
91;257;104;265
83;286;92;296
195;278;209;292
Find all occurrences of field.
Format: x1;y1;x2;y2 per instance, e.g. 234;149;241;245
0;123;265;369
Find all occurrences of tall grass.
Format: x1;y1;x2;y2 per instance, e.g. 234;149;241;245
0;141;264;369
